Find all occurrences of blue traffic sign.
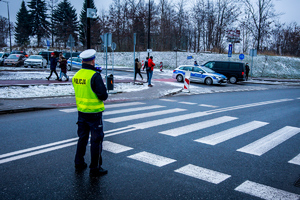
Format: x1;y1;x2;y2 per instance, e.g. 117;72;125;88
239;54;245;60
187;56;193;59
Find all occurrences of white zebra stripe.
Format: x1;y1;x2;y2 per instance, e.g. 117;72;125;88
175;164;231;184
235;180;300;200
195;121;268;145
237;126;300;156
159;116;237;137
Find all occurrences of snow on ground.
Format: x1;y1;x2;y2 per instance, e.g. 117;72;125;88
0;69;151;99
0;51;299;99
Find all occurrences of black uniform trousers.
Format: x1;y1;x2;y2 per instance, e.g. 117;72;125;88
75;111;104;170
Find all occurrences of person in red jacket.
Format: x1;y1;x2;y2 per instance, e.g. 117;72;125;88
147;56;155;87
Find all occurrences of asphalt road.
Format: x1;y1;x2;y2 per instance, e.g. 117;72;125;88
0;88;299;199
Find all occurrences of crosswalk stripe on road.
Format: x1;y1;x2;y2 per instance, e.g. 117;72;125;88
288;153;300;166
235;180;300;200
159;116;237;137
103;141;133;153
174;164;231;184
104;105;165;115
104;108;186;123
127;151;177;167
194;121;269;145
237;126;300;156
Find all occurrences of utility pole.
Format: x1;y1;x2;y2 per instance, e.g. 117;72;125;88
147;0;150;57
87;0;91;49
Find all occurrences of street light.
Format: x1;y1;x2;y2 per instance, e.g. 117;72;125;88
0;0;12;52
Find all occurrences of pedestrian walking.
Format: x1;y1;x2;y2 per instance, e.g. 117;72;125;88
143;57;149;82
46;52;59;80
58;53;69;81
147;56;155;87
134;58;143;81
245;63;250;81
72;49;108;177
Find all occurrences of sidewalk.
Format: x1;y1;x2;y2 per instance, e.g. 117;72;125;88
0;78;182;114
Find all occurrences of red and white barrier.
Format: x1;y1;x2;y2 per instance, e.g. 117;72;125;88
183;71;191;92
160;62;163;72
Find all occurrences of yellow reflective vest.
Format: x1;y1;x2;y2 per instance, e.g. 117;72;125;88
72;69;105;113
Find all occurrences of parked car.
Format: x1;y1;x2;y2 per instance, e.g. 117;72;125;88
10;50;28;58
203;61;246;84
38;51;62;63
0;52;10;66
24;55;47;68
172;65;227;85
67;57;101;71
4;54;27;67
63;51;81;60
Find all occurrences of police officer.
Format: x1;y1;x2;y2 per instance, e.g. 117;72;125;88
72;49;108;177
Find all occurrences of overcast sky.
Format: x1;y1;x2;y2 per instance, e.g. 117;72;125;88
1;0;299;27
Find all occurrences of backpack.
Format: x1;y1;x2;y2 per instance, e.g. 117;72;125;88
137;61;142;69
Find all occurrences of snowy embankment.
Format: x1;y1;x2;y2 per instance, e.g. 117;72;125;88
96;51;300;79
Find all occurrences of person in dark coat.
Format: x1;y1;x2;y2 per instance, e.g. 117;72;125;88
143;57;149;82
134;58;143;81
46;52;59;80
58;53;69;81
245;63;250;81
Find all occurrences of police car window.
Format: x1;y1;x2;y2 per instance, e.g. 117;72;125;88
193;67;203;73
179;67;185;70
185;66;193;71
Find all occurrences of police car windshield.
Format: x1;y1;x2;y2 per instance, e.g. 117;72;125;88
201;66;215;73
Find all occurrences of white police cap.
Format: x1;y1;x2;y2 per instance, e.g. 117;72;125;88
79;49;96;61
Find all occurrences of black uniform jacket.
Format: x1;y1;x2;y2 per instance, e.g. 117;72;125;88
82;63;108;101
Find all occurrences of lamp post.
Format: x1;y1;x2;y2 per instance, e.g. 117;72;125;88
0;0;12;53
147;0;150;57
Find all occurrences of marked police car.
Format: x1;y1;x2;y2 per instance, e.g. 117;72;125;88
172;65;227;85
67;57;102;71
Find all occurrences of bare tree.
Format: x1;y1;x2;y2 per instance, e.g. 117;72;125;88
242;0;277;51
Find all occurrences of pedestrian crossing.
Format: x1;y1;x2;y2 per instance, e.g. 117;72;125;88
59;98;300;165
57;98;300;198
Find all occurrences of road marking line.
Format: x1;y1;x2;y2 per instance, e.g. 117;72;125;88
104;105;165;115
127;151;176;167
174;164;231;184
206;99;293;114
179;101;198;105
0;138;78;159
131;111;209;129
235;180;300;200
159;116;237;137
59;108;77;113
237;126;300;156
160;99;177;102
59;102;146;112
103;141;133;153
105;102;145;108
195;121;269;145
0;142;77;164
105;108;186;123
105;127;137;137
199;104;218;108
288;153;300;166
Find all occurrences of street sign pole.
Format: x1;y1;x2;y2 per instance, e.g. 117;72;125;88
133;33;136;82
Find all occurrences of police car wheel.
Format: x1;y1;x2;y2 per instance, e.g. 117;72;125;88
176;75;183;82
205;77;213;85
